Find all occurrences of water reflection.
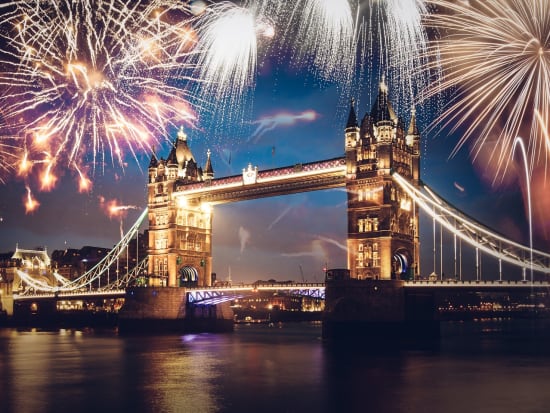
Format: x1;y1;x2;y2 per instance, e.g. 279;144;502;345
1;320;550;413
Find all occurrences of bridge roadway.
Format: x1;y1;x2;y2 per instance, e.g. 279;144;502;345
12;280;550;304
404;279;550;292
187;280;550;304
13;289;127;301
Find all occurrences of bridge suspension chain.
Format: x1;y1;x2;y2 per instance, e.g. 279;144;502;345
393;173;550;275
17;208;149;295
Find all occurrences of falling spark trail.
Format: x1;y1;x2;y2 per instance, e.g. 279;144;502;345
267;206;293;230
317;235;348;252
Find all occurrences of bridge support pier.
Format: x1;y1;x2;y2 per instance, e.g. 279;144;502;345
118;287;233;333
322;279;439;345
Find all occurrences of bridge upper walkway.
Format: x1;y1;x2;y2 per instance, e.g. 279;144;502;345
175;157;346;204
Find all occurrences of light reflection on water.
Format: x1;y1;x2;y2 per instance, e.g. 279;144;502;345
1;320;550;413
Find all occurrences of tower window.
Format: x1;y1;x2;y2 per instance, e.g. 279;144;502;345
358;217;379;232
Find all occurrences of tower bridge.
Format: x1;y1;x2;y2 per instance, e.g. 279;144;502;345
146;76;421;289
5;77;550;337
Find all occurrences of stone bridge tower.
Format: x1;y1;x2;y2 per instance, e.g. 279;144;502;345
345;77;421;280
147;127;214;287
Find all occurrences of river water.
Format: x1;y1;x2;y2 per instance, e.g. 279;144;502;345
1;319;550;413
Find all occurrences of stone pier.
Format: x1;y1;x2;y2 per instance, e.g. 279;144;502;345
322;279;439;343
118;287;233;333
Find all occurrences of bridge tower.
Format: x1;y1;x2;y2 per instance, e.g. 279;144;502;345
147;127;214;287
345;77;421;280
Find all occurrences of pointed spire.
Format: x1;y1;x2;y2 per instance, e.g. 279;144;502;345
167;139;178;165
346;97;358;130
371;74;396;123
204;148;214;179
149;147;158;168
407;107;419;136
380;73;388;93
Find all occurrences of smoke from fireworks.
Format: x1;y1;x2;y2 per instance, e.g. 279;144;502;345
250;110;318;142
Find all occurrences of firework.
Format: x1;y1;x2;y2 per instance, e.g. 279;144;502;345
23;185;39;214
0;140;21;184
193;2;274;106
423;0;550;180
98;195;139;219
285;0;355;82
357;0;431;109
0;0;199;198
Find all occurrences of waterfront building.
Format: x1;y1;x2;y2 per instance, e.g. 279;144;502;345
1;246;54;292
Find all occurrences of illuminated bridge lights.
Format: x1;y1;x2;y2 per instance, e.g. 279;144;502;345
14;289;126;301
392;172;550;274
14;166;550;300
175;158;346;201
186;283;326;305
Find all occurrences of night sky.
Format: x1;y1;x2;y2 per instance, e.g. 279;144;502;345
0;1;540;283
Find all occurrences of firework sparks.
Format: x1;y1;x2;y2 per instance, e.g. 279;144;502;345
285;0;355;82
194;2;274;104
357;0;431;109
0;0;199;202
24;186;39;214
98;196;139;219
0;140;21;183
423;0;550;180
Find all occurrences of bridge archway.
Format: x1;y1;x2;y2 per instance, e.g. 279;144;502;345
179;266;199;286
392;249;411;280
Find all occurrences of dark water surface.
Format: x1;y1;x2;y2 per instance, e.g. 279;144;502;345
1;319;550;413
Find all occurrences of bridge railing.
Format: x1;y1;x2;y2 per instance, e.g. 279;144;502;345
186;283;326;304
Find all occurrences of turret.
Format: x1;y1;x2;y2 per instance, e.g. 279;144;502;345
371;76;394;171
406;107;421;182
204;149;214;180
345;98;359;178
370;75;397;126
175;126;195;168
148;148;158;183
